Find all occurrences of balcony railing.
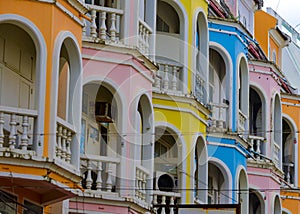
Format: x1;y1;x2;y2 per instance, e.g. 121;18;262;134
153;61;183;95
283;162;295;186
56;117;75;164
0;106;37;158
238;110;247;133
274;142;280;166
194;73;206;103
83;4;124;44
135;165;149;202
81;154;120;194
207;103;228;133
138;19;152;56
153;190;181;214
248;135;264;157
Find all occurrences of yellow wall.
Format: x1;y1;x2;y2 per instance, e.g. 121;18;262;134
254;10;277;57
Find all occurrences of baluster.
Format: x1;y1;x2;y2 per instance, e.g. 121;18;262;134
200;79;204;101
145;30;150;55
20;116;29;151
142;172;147;201
110;13;117;42
286;164;291;184
9;114;17;149
56;125;62;159
142;27;147;53
99;11;107;40
136;169;140;198
96;161;103;190
163;65;169;90
139;25;144;52
0;112;4;148
86;160;93;189
169;196;175;214
171;66;178;91
153;194;158;214
256;139;261;154
90;9;97;38
66;130;72;163
106;162;113;192
82;18;87;37
139;171;143;199
61;128;67;161
161;195;166;214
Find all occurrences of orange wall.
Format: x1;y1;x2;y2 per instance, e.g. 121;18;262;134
282;96;300;212
0;0;82;157
254;10;277;57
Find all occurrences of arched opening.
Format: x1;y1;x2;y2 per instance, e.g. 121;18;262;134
249;189;264;214
273;94;282;167
0;23;38;150
208;160;231;204
81;83;121;192
208;48;229;132
282;118;295;185
194;12;208;104
238;57;249;133
274;195;281;214
136;95;153;166
194;136;208;203
154;126;180;212
249;86;266;156
237;168;248;214
154;0;185;94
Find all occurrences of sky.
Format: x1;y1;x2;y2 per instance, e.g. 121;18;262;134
263;0;300;29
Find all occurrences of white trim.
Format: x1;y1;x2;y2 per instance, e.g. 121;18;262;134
209;42;233;131
192;133;208;203
153;104;208;125
248;187;266;214
271;92;282;167
209;28;248;47
272;193;282;214
51;31;82;169
192;8;209;104
235;166;249;214
154;121;187;202
282;208;292;214
207;157;233;203
207;141;247;156
282;114;298;186
0;14;47;157
82;54;154;83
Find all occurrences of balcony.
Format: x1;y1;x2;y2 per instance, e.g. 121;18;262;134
207;103;228;133
135;165;150;202
194;73;206;104
153;61;184;95
248;135;265;158
83;4;124;45
238;110;247;133
283;162;295;186
80;154;120;197
138;19;152;56
152;190;181;214
273;142;280;166
56;117;76;164
0;106;37;158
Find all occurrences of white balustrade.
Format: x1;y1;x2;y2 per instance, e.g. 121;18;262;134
195;73;205;103
56;117;75;164
238;110;247;133
153;62;183;94
208;103;228;132
84;4;123;44
274;142;280;166
136;165;149;201
152;190;180;214
248;135;264;156
138;19;152;56
81;154;120;193
0;106;37;157
283;162;294;185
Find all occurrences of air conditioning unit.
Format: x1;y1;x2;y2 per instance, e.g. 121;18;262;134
154;171;178;192
95;102;113;123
